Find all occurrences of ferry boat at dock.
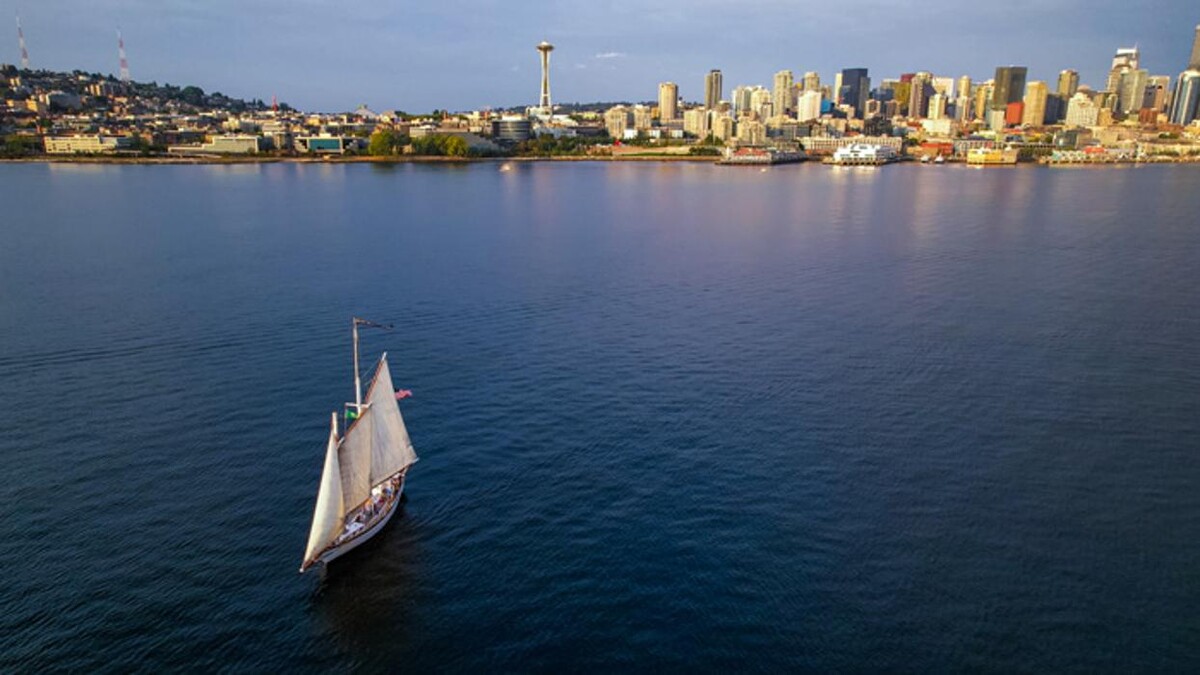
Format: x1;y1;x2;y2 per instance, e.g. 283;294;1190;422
717;146;806;166
826;143;898;166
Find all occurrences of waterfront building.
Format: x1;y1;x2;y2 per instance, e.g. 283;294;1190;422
491;117;533;143
1065;91;1100;126
736;119;765;145
43;134;132;154
803;71;820;92
295;135;358;154
168;135;263;155
773;70;795;117
705;70;723;109
658;82;679;120
1023;81;1049;126
1057;69;1080;98
797;90;822;122
604;106;631;138
840;68;870;118
803;136;903;154
992;66;1028;112
1170;70;1200;125
712;114;735;141
683;107;711;138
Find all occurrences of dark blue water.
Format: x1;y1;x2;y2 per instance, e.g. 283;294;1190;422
1;161;1197;671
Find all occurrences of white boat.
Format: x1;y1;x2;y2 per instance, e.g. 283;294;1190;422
300;318;419;573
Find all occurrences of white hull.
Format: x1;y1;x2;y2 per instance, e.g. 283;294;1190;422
302;472;406;572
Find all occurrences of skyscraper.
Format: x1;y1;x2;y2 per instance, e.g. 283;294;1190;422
797;90;822;122
839;68;869;118
1147;75;1171;112
956;75;972;101
536;41;554;113
704;70;723;109
731;85;752;116
803;71;820;92
658;82;679;120
1116;69;1149;114
1106;47;1139;94
1057;69;1079;97
1170;70;1200;125
1191;25;1200;69
1022;80;1048;126
992;66;1028;111
909;71;933;119
773;70;794;117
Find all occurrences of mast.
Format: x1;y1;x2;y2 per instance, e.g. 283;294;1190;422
352;317;362;413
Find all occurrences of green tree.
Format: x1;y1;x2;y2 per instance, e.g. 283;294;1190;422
368;130;397;156
443;135;469;157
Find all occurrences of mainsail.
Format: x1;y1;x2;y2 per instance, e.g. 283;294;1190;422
303;354;418;565
304;415;346;562
367;357;419;486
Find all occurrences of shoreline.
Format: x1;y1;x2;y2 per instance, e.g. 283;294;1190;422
2;154;1198;167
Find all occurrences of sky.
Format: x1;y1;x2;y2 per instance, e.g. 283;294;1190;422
3;0;1198;112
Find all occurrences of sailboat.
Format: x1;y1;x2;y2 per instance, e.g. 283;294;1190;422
300;318;419;573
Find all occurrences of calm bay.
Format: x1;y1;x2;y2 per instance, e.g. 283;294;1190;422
1;161;1197;671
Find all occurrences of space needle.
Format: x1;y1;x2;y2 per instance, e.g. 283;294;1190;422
536;41;554;116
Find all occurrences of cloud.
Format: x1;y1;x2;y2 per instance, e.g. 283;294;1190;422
594;52;627;60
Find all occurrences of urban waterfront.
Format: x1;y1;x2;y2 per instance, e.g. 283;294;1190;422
0;162;1197;671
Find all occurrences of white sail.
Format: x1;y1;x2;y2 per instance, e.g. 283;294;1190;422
304;415;346;563
338;404;374;511
368;356;419;486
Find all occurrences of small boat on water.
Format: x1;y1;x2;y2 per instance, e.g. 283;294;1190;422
300;318;419;573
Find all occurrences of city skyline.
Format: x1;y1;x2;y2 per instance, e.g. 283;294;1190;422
3;1;1198;112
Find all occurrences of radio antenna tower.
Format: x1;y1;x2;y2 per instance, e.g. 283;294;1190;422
16;13;30;69
117;29;130;82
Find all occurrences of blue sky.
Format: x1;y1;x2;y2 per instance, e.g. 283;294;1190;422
4;0;1197;112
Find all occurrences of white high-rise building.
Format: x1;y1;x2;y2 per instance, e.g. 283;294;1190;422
1065;91;1100;126
732;86;753;116
803;71;820;92
796;90;822;122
